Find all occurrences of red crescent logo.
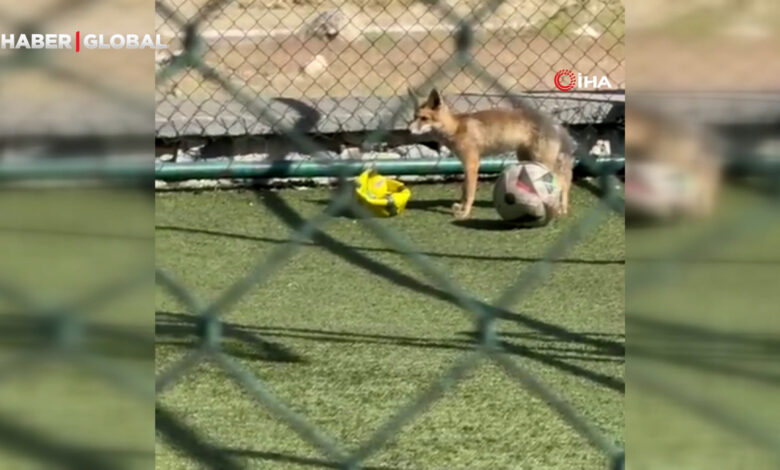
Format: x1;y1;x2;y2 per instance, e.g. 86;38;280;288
554;69;576;92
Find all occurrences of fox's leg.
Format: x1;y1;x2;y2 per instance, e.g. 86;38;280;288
451;182;466;213
555;156;574;216
454;148;479;220
522;138;571;217
451;152;466;213
558;175;570;216
691;166;719;218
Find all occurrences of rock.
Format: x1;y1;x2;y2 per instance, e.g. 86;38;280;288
305;9;347;41
573;24;600;38
301;54;328;77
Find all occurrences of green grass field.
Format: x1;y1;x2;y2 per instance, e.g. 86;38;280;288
155;182;625;469
0;189;154;470
626;187;780;470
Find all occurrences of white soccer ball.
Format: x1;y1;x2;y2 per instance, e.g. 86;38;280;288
493;162;561;225
625;161;707;221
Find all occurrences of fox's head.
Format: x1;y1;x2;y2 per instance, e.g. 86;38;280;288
408;88;451;136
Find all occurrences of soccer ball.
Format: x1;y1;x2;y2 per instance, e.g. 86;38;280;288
493;162;561;225
625;161;708;221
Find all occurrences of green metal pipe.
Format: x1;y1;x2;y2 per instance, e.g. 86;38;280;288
0;156;624;181
155;156;625;181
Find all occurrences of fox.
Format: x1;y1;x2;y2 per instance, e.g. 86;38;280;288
625;103;722;220
408;88;576;220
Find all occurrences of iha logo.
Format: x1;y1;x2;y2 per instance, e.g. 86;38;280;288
553;69;576;92
554;69;613;91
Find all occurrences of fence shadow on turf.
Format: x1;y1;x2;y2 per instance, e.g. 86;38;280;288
215;448;404;470
0;411;153;470
451;217;537;231
155;179;627;465
155;311;624;394
156;224;625;266
156;311;303;363
308;196;507;217
254;189;624;351
156;405;246;470
628;313;780;387
405;198;495;214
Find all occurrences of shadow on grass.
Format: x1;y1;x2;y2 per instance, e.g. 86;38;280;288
406;198;494;215
306;197;495;216
156;311;303;363
156;311;625;393
218;448;402;470
157;189;625;393
157;405;244;470
253;190;626;390
0;412;151;470
0;313;154;360
451;217;539;231
161;192;626;357
156;225;624;266
574;178;609;201
460;331;625;392
628;312;780;387
160;406;401;470
574;179;625;215
0;224;153;242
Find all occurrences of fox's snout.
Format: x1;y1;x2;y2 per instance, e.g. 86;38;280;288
409;119;433;135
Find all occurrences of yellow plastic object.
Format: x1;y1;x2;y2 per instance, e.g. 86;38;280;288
354;169;411;217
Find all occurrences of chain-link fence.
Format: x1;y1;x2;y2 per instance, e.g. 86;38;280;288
155;0;624;141
1;2;154;468
3;0;777;468
154;0;625;468
3;0;780;468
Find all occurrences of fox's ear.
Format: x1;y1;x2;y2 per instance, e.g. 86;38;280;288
426;88;442;109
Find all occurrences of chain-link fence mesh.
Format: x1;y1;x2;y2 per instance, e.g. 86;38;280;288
154;0;625;468
155;0;624;140
3;0;778;468
1;2;154;468
623;2;780;466
0;190;154;470
0;1;152;138
3;0;780;467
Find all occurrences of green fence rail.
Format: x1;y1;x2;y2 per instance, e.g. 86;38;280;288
8;154;779;182
0;157;624;182
154;157;625;180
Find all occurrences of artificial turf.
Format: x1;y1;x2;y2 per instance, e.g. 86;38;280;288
155;182;625;469
0;189;154;470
